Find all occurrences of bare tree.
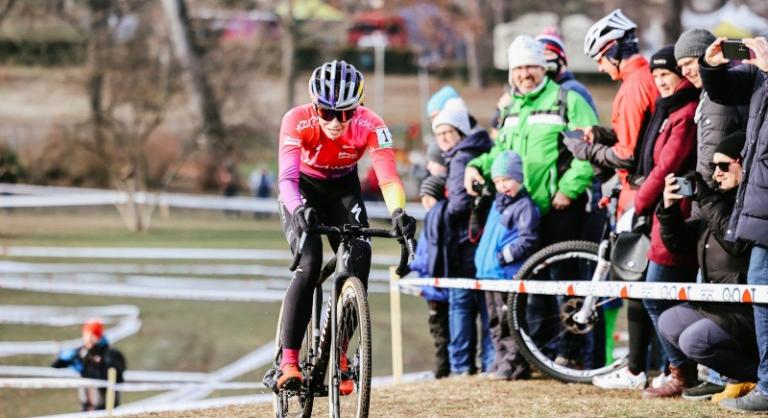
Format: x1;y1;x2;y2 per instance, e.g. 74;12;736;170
50;1;182;231
278;0;298;110
0;0;16;28
663;0;683;45
161;0;232;190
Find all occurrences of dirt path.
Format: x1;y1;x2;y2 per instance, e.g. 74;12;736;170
141;374;746;418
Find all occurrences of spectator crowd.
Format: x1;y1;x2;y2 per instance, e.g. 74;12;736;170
409;9;768;413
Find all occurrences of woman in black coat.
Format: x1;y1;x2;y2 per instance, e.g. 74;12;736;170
656;130;756;398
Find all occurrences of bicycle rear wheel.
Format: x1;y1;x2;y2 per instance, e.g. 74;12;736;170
272;301;315;418
508;240;628;383
330;277;371;418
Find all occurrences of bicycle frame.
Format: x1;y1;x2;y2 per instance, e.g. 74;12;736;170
571;186;621;326
296;224;412;406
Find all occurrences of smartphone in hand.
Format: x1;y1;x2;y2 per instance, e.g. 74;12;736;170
722;40;752;60
674;176;695;197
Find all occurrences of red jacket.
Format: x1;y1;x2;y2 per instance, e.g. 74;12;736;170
611;56;659;216
634;80;699;267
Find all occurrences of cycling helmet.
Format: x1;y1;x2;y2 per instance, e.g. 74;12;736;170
308;60;365;111
584;9;637;60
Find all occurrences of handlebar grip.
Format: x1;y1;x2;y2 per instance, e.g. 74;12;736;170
395;237;415;277
288;232;307;271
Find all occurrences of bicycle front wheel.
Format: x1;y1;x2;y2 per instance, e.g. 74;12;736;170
330;276;371;418
508;240;628;383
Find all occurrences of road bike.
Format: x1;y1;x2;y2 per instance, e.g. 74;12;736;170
507;186;632;383
264;222;413;418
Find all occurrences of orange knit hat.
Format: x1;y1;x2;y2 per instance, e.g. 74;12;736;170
82;319;104;338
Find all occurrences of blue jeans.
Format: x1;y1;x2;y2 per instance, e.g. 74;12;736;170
643;261;697;368
748;246;768;395
448;288;494;373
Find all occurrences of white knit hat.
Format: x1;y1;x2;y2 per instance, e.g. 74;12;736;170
432;105;470;136
508;35;548;69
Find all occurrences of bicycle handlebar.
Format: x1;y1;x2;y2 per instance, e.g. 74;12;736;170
288;224;415;276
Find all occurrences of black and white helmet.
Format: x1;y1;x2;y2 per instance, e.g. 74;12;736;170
308;60;365;111
583;9;637;60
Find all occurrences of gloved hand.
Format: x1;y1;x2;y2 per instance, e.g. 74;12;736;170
497;249;514;266
291;205;316;238
563;136;591;160
391;208;416;239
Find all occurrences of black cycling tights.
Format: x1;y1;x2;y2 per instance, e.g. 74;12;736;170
627;298;653;374
279;171;372;350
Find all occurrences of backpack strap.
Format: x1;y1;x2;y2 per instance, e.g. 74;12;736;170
557;85;569;125
555;86;573;181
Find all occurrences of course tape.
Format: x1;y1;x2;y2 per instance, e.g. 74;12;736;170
0;377;263;391
397;278;766;304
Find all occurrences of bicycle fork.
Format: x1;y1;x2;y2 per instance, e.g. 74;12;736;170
572;239;611;325
329;241;352;417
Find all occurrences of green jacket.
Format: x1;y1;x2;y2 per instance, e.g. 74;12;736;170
468;78;597;214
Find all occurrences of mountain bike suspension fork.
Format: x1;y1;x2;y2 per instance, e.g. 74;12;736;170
573;239;611;325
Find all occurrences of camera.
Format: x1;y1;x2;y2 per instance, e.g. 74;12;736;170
722;40;752;60
472;180;486;196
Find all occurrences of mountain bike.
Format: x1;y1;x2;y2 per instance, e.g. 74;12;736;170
507;186;631;383
264;221;413;418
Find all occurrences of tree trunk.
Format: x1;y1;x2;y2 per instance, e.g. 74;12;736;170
161;0;225;149
664;0;683;45
86;0;110;157
281;0;297;111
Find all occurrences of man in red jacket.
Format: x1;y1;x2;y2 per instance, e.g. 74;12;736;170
569;9;661;391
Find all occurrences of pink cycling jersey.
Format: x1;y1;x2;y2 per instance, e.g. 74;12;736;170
278;104;404;214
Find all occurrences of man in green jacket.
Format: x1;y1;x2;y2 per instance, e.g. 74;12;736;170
464;35;597;365
465;35;597;216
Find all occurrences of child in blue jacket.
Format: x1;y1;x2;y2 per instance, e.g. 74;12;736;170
475;150;540;380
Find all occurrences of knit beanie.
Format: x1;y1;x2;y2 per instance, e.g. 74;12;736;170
426;141;445;166
536;33;567;64
508;35;548;70
82;319;104;338
419;175;447;200
650;45;682;77
674;28;716;60
432;105;470;137
491;150;524;183
427;86;461;116
714;129;747;160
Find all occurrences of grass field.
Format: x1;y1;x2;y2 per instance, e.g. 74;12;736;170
0;209;434;418
147;374;750;418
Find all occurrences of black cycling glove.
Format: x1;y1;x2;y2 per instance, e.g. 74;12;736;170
391;208;416;239
292;205;316;238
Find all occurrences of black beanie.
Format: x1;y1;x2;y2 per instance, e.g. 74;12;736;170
714;129;747;160
650;45;682;77
419;175;446;200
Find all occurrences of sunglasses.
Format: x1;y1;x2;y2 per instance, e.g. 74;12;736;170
709;161;734;172
316;106;357;123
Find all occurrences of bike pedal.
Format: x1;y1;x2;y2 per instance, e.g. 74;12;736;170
262;367;280;394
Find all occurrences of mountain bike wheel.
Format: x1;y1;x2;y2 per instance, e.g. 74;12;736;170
508;240;628;383
272;301;315;418
330;277;371;418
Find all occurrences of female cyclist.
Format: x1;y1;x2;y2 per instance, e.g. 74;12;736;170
276;60;416;390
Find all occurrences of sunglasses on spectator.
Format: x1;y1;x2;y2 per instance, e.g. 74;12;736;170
316;106;356;123
709;161;734;172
